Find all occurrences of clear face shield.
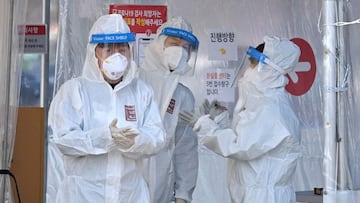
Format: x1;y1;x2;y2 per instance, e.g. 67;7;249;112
231;45;297;87
231;47;257;87
90;32;135;81
247;46;300;82
160;27;199;75
90;32;136;60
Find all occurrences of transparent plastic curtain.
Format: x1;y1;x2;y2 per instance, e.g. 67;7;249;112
342;0;360;190
0;0;27;202
53;0;323;202
322;0;360;201
52;0;360;202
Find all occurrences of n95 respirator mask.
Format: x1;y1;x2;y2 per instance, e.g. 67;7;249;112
102;53;128;80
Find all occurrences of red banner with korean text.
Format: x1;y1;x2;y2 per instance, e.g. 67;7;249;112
109;5;167;35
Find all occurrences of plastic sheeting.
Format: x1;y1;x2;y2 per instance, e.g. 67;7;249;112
51;0;360;202
0;0;28;202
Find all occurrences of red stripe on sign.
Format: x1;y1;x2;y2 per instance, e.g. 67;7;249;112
25;25;46;35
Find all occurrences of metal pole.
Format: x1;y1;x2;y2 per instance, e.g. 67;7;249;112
41;0;50;108
322;0;338;202
336;0;351;190
42;0;50;202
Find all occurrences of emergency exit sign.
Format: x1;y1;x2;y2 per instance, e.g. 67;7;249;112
19;24;47;53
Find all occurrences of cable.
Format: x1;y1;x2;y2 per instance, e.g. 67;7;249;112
0;169;21;203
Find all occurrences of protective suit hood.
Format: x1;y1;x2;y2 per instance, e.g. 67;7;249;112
141;16;196;75
82;14;136;86
253;36;300;91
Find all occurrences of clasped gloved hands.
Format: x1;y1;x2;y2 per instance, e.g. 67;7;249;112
109;118;139;148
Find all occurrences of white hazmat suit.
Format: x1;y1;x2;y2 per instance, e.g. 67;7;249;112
193;36;301;203
47;14;165;203
139;16;199;203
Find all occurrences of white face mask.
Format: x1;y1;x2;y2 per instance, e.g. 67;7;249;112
161;46;188;72
101;53;128;80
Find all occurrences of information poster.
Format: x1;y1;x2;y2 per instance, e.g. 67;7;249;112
18;24;47;53
204;68;235;102
208;29;237;61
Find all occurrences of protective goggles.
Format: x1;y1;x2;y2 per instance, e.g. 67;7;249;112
161;27;199;49
89;32;136;44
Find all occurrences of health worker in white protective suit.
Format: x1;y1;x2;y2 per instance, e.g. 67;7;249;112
47;14;166;203
139;16;199;203
180;36;301;203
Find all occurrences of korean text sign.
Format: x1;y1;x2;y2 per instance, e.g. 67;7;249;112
109;5;167;35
